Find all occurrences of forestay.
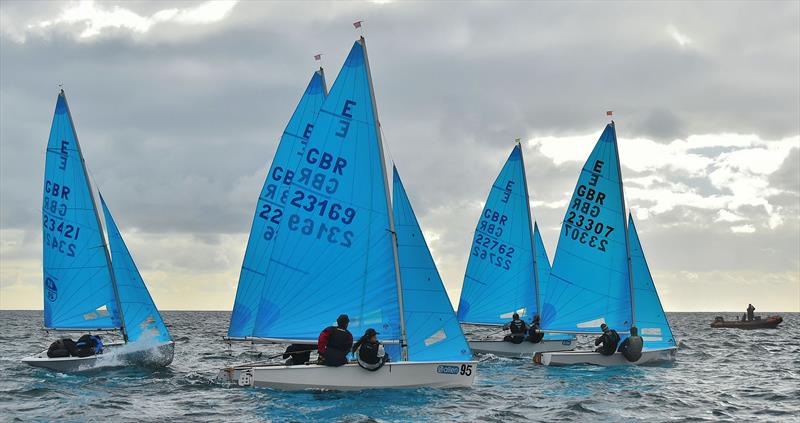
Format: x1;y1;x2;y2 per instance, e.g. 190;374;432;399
251;39;401;343
392;168;472;362
42;91;120;330
100;195;172;344
628;214;676;349
541;124;632;333
229;70;328;338
457;145;537;325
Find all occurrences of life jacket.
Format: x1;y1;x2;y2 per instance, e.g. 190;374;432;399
509;320;527;335
327;327;353;352
75;334;102;357
527;323;543;343
597;330;620;356
356;342;386;371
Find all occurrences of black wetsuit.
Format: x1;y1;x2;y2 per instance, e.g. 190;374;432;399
526;322;543;344
747;305;755;321
355;341;388;370
282;343;314;365
594;330;620;356
618;335;643;362
503;320;528;344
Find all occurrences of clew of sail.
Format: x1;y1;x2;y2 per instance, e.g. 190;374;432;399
457;145;537;325
541;124;632;333
229;70;328;338
628;214;676;349
251;39;401;343
100;194;171;344
42;91;120;330
392;167;472;362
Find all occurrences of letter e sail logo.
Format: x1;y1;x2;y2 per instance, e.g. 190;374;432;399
45;277;58;302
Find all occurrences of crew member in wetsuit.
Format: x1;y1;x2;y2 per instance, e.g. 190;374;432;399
502;313;527;344
317;314;353;367
282;343;315;365
747;304;755;321
75;334;103;357
594;323;620;356
617;326;643;362
526;315;543;344
352;328;390;371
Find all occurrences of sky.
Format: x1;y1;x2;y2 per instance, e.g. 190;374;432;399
1;0;798;313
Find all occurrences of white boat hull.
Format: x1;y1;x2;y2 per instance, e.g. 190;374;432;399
534;346;677;366
469;339;575;358
217;360;477;391
22;341;174;372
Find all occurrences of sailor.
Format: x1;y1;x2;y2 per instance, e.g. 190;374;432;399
747;304;755;321
282;343;314;365
502;313;527;344
617;326;643;362
75;334;103;357
317;314;353;367
594;323;620;356
526;315;544;344
352;328;390;371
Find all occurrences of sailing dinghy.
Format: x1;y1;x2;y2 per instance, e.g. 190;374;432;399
217;38;476;390
23;91;173;372
456;144;574;358
534;122;677;366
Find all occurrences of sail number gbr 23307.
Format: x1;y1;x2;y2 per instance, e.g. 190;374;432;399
563;159;615;252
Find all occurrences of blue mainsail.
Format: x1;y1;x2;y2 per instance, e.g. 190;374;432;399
541;124;632;333
393;167;472;362
251;39;401;343
42;91;120;330
628;214;676;349
100;194;171;344
228;69;328;338
457;145;537;325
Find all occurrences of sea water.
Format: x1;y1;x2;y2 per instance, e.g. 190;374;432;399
1;311;797;422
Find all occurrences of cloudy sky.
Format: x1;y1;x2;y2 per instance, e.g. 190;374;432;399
1;0;798;312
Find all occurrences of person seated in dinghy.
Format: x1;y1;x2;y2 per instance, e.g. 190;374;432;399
282;343;315;365
353;328;390;371
747;304;755;321
46;334;102;358
617;326;643;362
526;315;543;344
317;314;353;367
594;323;620;356
502;313;528;344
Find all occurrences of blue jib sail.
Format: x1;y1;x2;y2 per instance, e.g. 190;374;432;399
393;167;472;362
100;194;171;344
251;39;401;343
42;91;119;330
541;124;632;333
457;145;537;325
628;214;676;349
228;69;328;338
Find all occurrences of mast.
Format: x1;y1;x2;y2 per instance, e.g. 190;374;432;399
62;90;128;342
318;67;328;96
517;140;542;318
360;36;409;361
611;121;636;328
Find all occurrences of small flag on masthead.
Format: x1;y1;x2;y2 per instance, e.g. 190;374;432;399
606;110;613;116
353;20;363;29
314;54;322;61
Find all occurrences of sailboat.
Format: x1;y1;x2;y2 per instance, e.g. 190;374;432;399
533;122;677;366
22;91;173;372
217;37;476;390
456;143;574;358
